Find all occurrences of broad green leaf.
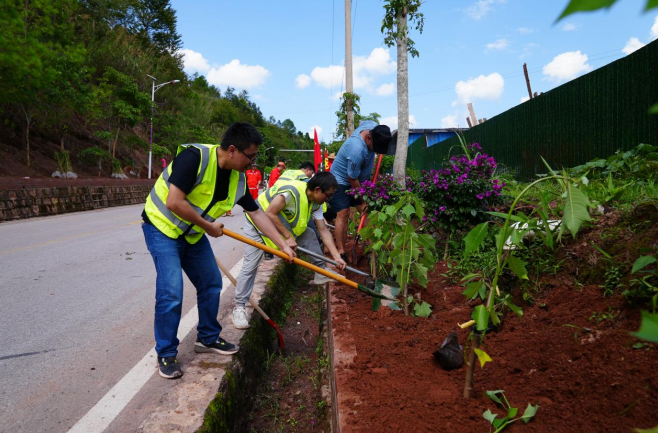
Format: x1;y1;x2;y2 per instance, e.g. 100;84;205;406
632;256;657;274
463;281;485;300
402;204;415;218
493;417;507;429
485;390;505;404
413;199;425;219
650;102;658;114
556;0;618;20
473;348;493;368
483;409;498;424
507;255;529;280
630;311;658;343
509;228;524;247
472;305;490;331
463;222;489;257
413;301;432;318
373;228;383;239
563;184;591;236
507;406;518;419
521;403;539;423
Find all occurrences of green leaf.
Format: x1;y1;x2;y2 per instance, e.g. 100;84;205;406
507;255;529;280
505;300;524;318
463;281;485;300
521;403;539;423
507;406;518;419
373;228;383;239
483;409;498;424
557;0;618;21
632;256;657;274
463;222;489;257
563;184;591;237
630;311;658;343
486;211;527;223
402;204;415;218
473;348;493;368
413;198;425;219
485;390;505;404
472;305;490;331
413;301;432;318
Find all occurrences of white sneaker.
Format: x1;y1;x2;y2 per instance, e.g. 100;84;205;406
232;306;250;329
313;271;338;285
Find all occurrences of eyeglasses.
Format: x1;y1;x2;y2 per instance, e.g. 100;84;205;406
236;147;259;162
322;189;334;200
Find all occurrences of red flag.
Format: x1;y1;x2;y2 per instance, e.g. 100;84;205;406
313;128;322;171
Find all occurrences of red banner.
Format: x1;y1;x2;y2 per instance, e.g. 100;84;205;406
313;128;322;171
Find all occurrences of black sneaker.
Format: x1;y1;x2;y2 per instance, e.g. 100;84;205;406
194;336;239;355
264;253;274;261
158;356;183;379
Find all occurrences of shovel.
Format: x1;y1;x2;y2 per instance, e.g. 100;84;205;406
214;256;285;350
221;228;400;308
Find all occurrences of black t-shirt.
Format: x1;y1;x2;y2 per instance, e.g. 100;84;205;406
142;147;258;226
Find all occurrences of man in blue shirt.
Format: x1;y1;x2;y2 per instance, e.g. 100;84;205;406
327;120;392;261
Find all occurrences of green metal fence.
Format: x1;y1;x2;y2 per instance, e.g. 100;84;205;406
407;40;658;180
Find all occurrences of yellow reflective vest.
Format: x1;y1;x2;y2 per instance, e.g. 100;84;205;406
247;180;320;249
144;143;246;244
275;170;328;213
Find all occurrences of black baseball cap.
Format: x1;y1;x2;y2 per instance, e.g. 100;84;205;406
371;125;392;154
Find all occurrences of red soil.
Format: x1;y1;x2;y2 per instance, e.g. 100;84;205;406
329;208;658;432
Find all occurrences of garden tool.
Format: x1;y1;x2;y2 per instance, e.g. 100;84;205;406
220;228;400;309
214;255;285;350
351;153;384;264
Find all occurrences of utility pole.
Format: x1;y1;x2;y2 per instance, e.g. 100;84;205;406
147;75;179;179
523;63;533;100
345;0;354;136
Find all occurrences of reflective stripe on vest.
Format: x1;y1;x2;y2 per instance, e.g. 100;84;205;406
277;169;308;183
144;143;246;243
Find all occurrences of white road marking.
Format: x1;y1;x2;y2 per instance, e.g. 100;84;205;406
67;258;245;433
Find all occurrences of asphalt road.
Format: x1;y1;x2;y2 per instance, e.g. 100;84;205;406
0;204;250;433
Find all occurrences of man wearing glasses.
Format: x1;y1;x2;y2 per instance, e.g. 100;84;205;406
142;122;296;379
232;171;346;330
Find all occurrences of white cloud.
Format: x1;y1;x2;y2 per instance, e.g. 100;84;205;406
519;42;539;60
376;83;395;96
542;50;592;82
561;23;577;31
623;37;645;55
441;113;458;128
309;125;322;140
517;27;535;34
486;38;509;51
332;91;344;101
179;49;210;74
520;96;530;103
206;59;270;89
651;15;658;40
307;47;396;92
295;74;311;89
466;0;506;20
379;114;416;131
454;73;505;105
311;65;345;89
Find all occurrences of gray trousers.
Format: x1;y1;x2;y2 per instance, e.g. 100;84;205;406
234;220;327;307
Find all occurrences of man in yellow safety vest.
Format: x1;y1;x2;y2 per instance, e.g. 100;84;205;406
231;172;346;329
142;122;295;379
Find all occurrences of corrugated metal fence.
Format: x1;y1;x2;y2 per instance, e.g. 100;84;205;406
407;40;658;180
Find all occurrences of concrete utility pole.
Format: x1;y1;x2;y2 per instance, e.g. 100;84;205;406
345;0;354;136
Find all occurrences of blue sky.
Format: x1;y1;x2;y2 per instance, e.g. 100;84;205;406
171;0;657;143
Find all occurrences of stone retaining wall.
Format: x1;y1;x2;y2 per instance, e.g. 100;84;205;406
0;179;155;222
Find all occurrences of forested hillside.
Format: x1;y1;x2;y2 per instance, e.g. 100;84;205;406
0;0;315;178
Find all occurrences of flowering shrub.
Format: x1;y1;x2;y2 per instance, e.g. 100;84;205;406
346;174;405;212
410;143;506;231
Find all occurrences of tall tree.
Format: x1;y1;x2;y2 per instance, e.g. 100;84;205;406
381;0;423;187
0;0;84;170
133;0;182;53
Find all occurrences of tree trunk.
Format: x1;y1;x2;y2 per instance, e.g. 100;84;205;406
393;6;409;188
112;127;120;158
20;104;33;171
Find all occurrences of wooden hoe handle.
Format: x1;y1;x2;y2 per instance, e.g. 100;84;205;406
213;255;273;321
221;228;359;290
